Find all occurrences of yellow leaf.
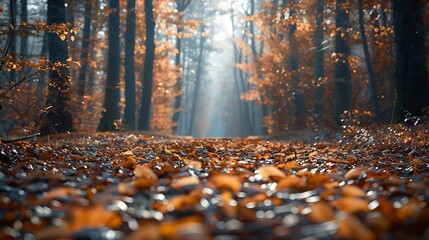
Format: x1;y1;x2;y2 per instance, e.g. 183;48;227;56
70;35;75;42
59;34;66;41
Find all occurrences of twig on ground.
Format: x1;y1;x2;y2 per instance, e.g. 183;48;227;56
1;133;41;143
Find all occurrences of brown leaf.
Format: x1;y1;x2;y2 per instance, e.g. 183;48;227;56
171;176;200;190
184;159;202;170
42;187;78;201
276;175;303;190
211;174;241;193
334;197;369;213
336;212;376;240
126;222;161;240
221;190;237;218
341;185;366;198
134;165;158;179
118;182;135;196
344;166;369;179
308;201;335;223
113;156;136;171
257;165;285;181
67;205;122;233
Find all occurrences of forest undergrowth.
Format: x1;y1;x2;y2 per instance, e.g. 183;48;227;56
0;124;428;239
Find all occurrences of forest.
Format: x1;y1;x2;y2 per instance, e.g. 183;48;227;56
0;0;428;239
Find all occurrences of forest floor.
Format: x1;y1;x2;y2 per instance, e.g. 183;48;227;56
0;124;428;239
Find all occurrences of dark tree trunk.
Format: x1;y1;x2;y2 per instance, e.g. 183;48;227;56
392;0;429;122
9;0;17;83
76;0;92;121
124;0;136;130
20;0;28;59
314;0;324;120
138;0;156;131
172;0;191;134
334;0;352;125
358;0;381;118
41;0;73;133
288;0;305;126
37;33;48;106
97;0;120;132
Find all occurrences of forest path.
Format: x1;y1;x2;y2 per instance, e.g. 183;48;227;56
0;125;428;239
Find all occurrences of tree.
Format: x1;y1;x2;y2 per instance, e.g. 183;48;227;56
172;0;191;134
76;0;92;125
123;0;137;130
334;0;352;125
288;0;305;126
97;0;120;131
20;0;28;60
138;0;156;131
357;0;381;118
41;0;73;133
314;0;324;120
391;0;429;123
9;0;17;83
190;20;206;136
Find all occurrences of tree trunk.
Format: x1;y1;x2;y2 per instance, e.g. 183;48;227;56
190;23;205;136
124;0;137;130
76;0;92;125
358;0;381;118
392;0;429;123
41;0;73;133
97;0;120;132
288;0;305;126
314;0;324;120
9;0;17;83
230;6;251;136
334;0;352;125
20;0;28;59
172;0;191;134
138;0;156;131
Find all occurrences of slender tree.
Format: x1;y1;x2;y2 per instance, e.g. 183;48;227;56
123;0;137;130
357;0;381;118
138;0;156;131
288;0;305;126
97;0;120;131
392;0;429;122
76;0;92;118
189;23;206;136
334;0;352;125
20;0;28;60
9;0;17;83
41;0;73;133
172;0;191;134
314;0;324;120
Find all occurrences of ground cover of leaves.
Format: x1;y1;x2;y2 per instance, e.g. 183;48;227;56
0;125;428;240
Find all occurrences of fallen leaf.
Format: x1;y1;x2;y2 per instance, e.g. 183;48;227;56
257;165;285;181
341;185;366;198
344;166;369;179
308;201;335;223
211;174;241;193
336;212;376;240
171;176;200;190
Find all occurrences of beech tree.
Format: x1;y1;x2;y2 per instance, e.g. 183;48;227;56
334;0;352;125
138;0;156;131
392;0;429;123
123;0;137;130
98;0;121;131
41;0;73;133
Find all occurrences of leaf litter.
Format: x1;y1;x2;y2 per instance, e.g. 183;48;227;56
0;125;428;239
